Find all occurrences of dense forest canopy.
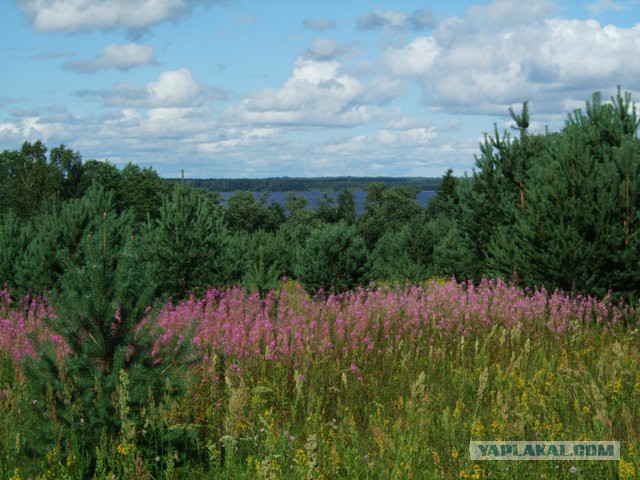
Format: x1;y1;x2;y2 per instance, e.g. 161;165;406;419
1;87;639;302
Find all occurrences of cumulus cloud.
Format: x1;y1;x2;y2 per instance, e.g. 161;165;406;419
76;68;224;108
384;37;439;77
383;0;640;115
222;58;390;127
196;128;280;154
357;7;435;31
302;18;336;31
18;0;223;33
64;43;157;73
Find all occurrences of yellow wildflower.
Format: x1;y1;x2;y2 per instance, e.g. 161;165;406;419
431;449;441;467
471;421;485;437
609;379;623;400
471;464;483;480
116;443;132;456
451;447;459;460
490;419;501;434
619;458;636;480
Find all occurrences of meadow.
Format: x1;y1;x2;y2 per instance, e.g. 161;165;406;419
1;278;639;479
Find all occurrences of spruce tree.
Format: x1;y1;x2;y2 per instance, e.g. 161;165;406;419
426;168;459;219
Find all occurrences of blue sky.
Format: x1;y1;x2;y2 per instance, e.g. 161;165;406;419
1;0;639;178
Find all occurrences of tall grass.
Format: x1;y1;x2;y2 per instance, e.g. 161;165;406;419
1;279;639;479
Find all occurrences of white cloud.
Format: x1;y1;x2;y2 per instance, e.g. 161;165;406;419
76;68;223;108
222;58;389;127
384;37;439;77
18;0;221;33
383;0;640;114
146;69;202;106
196;128;280;154
64;43;157;73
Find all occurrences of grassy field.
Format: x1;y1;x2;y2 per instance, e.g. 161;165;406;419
1;279;639;479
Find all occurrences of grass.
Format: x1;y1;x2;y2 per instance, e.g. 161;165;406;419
1;279;639;479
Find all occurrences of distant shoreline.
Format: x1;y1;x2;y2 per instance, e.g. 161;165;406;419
164;176;442;192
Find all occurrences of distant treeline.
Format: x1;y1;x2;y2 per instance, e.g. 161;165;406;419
168;176;442;192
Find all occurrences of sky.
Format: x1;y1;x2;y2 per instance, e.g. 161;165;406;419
1;0;640;178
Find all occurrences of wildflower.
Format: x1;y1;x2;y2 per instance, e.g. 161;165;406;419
117;443;132;456
451;448;459;460
155;456;160;462
609;379;623;400
471;420;485;437
471;464;483;480
490;419;501;433
569;465;577;474
619;459;636;480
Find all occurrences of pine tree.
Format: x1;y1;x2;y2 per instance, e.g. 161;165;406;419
370;215;475;283
140;183;231;300
0;211;32;289
486;89;640;300
14;184;133;296
295;221;370;293
23;211;195;475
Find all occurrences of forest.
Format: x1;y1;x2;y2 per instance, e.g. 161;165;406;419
1;89;639;479
1;89;639;303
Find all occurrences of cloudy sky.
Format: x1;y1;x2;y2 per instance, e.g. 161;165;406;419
1;0;639;178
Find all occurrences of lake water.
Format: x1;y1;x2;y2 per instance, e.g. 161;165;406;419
219;191;437;216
